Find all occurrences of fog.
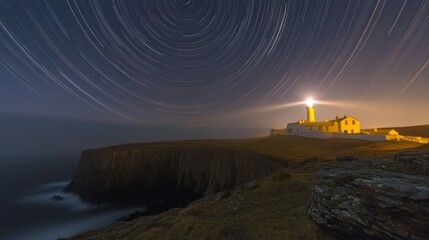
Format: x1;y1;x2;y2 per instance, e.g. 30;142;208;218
0;113;268;160
0;113;269;239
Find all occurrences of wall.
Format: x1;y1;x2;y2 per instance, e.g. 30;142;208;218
296;132;335;139
325;121;339;133
339;117;360;134
334;133;387;141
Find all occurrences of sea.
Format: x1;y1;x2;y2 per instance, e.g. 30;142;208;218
0;114;263;240
0;115;170;240
0;157;147;240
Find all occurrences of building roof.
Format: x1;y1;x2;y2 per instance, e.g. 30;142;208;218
301;121;335;127
333;116;359;122
287;121;334;127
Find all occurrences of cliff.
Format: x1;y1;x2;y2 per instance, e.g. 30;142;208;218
63;137;429;239
66;136;425;203
66;143;288;203
64;172;334;240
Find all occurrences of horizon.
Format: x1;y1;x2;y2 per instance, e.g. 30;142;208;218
1;1;428;239
1;0;428;138
1;110;427;161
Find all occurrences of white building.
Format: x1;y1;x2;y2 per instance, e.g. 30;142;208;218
285;116;361;135
270;99;427;143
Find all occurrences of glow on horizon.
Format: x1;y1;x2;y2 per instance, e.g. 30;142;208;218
306;98;315;108
247;98;351;114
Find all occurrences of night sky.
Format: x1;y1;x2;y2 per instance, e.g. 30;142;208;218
1;0;429;131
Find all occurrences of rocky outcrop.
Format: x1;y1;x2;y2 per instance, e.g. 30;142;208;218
66;144;287;203
308;152;429;240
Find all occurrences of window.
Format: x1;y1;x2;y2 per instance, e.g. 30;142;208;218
352;120;356;125
326;127;329;131
344;130;348;134
345;121;348;125
351;129;354;133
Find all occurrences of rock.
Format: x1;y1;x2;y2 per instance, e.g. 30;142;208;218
117;210;145;222
336;156;359;162
51;195;64;201
116;209;154;222
245;180;258;189
394;152;429;175
65;144;287;203
117;200;185;222
216;190;232;201
308;152;429;240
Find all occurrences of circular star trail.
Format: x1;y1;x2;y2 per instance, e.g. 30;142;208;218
0;0;428;124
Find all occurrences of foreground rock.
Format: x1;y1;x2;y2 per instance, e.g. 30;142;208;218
308;152;429;239
66;143;288;203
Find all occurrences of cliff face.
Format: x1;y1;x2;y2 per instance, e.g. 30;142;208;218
66;146;288;203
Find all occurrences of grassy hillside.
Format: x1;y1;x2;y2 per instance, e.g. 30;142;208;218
68;172;334;240
379;124;429;137
240;136;379;160
67;131;429;240
98;134;425;166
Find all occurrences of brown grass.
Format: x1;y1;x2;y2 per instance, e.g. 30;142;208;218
239;135;374;160
95;134;424;163
69;172;333;240
378;124;429;138
68;127;429;240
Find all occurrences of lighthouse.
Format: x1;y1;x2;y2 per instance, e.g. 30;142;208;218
306;98;315;122
279;97;361;137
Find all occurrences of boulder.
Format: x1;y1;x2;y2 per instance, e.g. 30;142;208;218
336;156;359;162
51;195;64;201
308;152;429;240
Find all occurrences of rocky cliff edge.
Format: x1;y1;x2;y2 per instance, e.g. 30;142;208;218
66;144;288;203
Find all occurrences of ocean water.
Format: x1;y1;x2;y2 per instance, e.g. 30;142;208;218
1;180;147;240
0;114;263;240
0;159;146;240
0;115;154;239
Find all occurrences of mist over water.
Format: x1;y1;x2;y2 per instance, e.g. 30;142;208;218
0;113;265;239
2;179;147;240
0;113;266;159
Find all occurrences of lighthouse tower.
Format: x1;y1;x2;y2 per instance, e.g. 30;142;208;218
306;98;315;122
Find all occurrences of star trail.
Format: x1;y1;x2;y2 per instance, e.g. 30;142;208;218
0;0;428;127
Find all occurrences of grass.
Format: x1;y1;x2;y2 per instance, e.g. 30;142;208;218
93;134;423;163
378;124;429;138
238;135;374;160
68;125;429;240
69;172;333;240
